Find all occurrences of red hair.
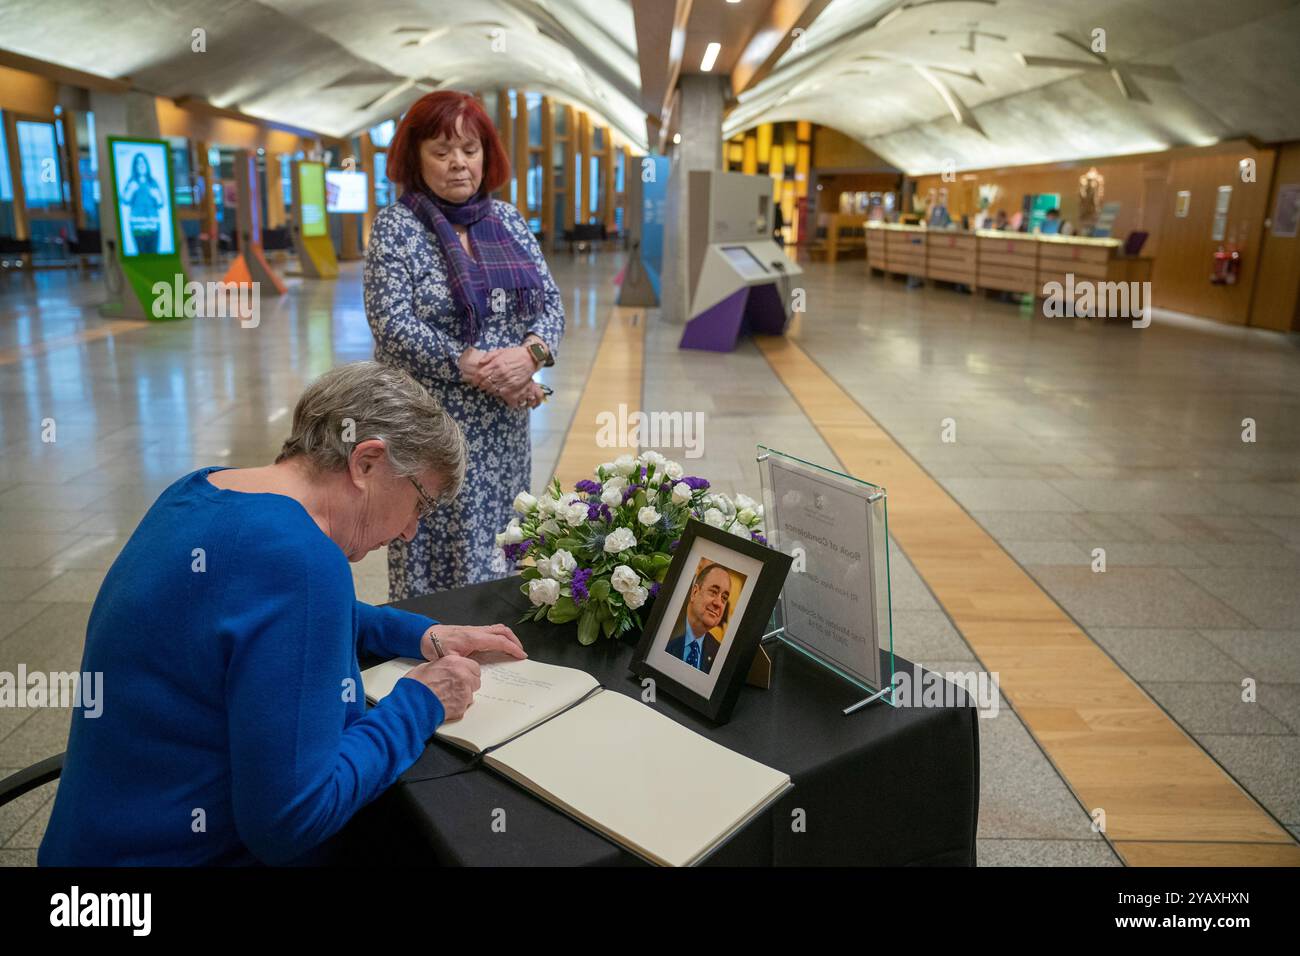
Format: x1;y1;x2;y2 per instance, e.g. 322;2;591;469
385;91;511;196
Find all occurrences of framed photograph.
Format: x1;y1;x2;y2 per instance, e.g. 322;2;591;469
630;519;792;723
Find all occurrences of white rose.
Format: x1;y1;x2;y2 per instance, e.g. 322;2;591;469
535;555;553;579
613;454;637;476
703;508;726;528
513;491;537;514
711;494;736;516
640;450;666;469
559;491;581;508
610;564;640;594
637;505;660;526
604;527;637;553
623;585;649;610
603;474;627;492
501;520;524;544
754;504;764;521
563;502;590;526
735;493;757;512
528;578;560;606
601;486;624;507
550;549;577;582
672;481;692;505
729;520;750;538
536;494;558;516
538;517;562;536
665;460;684;480
737;507;757;526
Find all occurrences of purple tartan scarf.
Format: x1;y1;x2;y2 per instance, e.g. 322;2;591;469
399;186;544;344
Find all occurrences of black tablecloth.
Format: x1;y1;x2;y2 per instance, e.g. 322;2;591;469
342;576;979;866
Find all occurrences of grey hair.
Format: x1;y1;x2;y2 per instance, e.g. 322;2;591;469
276;361;466;500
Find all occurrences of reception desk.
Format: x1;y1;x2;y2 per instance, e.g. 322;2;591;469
865;223;1153;298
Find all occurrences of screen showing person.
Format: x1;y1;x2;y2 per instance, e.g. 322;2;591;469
664;560;747;676
112;141;176;257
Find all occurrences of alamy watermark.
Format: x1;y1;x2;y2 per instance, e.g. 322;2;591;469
0;666;103;718
1042;273;1151;328
595;403;704;458
151;278;261;328
890;664;1000;718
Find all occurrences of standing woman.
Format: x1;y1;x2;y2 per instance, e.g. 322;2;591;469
365;91;565;599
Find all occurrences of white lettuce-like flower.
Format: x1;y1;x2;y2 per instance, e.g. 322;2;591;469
729;520;751;538
639;450;666;470
610;564;640;594
710;493;736;516
535;494;559;516
672;481;692;505
623;585;649;610
737;507;757;526
600;486;624;507
612;454;638;476
703;508;726;528
559;491;581;508
637;505;660;526
497;520;524;545
735;493;758;512
513;491;537;514
604;527;637;553
563;502;590;526
538;517;562;537
549;549;576;582
528;578;560;606
664;460;684;480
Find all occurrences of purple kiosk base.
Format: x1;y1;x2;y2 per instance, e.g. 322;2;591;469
679;282;789;352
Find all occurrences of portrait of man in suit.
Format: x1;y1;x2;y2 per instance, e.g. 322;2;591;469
665;563;734;675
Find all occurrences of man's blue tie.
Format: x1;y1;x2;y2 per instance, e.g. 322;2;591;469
686;640;700;669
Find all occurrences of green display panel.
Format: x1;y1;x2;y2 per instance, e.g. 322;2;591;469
299;162;327;237
106;136;187;320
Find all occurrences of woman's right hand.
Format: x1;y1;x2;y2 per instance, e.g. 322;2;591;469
401;655;482;722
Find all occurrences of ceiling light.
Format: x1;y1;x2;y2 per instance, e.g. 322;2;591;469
673;132;682;144
700;42;722;72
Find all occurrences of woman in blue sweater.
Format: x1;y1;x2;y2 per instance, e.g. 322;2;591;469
38;362;526;865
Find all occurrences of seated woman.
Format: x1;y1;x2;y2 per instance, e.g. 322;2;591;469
38;361;526;865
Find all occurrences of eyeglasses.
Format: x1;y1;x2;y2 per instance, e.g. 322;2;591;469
408;476;439;521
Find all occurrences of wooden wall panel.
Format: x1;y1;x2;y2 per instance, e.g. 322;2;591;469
1250;141;1300;332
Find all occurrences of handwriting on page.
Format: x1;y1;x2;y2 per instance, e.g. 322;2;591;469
476;664;557;710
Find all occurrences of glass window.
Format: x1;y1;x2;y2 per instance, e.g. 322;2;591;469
573;153;582;224
374;152;394;207
369;119;396;149
75;111;99;228
169;138;193;206
0;113;13;202
614;148;624;193
594;126;605;152
588;155;600;219
527;153;543;213
281;154;293;209
17;120;64;209
526;92;542;146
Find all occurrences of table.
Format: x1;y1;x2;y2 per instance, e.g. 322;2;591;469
341;576;980;866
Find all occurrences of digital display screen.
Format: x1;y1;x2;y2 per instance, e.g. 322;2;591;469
299;162;327;237
110;140;177;257
325;170;369;214
721;245;768;277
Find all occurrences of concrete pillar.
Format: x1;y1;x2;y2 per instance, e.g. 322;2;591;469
660;74;726;325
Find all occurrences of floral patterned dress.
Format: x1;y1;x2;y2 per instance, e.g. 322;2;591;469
364;199;565;600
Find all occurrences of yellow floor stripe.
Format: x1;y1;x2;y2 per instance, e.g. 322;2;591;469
0;320;150;367
549;306;645;490
755;333;1300;866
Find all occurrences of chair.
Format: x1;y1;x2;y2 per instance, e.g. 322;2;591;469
0;753;64;808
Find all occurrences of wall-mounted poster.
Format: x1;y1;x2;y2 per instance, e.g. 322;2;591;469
109;139;177;257
1212;185;1232;242
1272;184;1300;238
1175;190;1191;218
299;161;328;237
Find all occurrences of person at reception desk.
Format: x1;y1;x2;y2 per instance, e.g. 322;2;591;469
1038;209;1063;235
38;362;527;866
665;564;732;675
365;90;565;599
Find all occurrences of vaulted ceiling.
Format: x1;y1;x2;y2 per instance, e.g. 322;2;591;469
723;0;1300;173
0;0;648;148
2;0;1299;173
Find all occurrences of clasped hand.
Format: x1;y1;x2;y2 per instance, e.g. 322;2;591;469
460;346;543;409
402;623;527;720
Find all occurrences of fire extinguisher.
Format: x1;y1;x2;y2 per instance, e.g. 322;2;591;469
1211;242;1243;285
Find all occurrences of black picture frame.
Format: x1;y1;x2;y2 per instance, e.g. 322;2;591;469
629;519;793;723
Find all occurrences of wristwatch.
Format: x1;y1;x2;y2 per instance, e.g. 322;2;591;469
527;342;554;368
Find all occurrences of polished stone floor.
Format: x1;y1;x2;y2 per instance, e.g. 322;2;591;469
1;251;1297;866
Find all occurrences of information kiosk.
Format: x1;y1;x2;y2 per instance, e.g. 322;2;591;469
679;171;802;352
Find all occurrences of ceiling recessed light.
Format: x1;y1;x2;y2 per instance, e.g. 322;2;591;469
700;42;722;72
673;132;682;144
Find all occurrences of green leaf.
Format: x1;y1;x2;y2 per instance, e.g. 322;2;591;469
577;609;600;645
634;490;647;510
600;614;614;638
520;566;542;581
650;552;672;571
554;537;584;551
546;595;580;624
589;577;611;601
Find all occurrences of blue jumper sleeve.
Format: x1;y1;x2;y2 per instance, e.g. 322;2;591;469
355;601;435;660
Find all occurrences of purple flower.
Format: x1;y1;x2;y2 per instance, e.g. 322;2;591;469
681;476;710;491
599;504;613;523
571;567;593;604
587;501;602;521
669;538;680;551
649;582;661;598
575;479;602;495
621;484;641;503
503;538;534;563
750;532;768;545
639;465;648;482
